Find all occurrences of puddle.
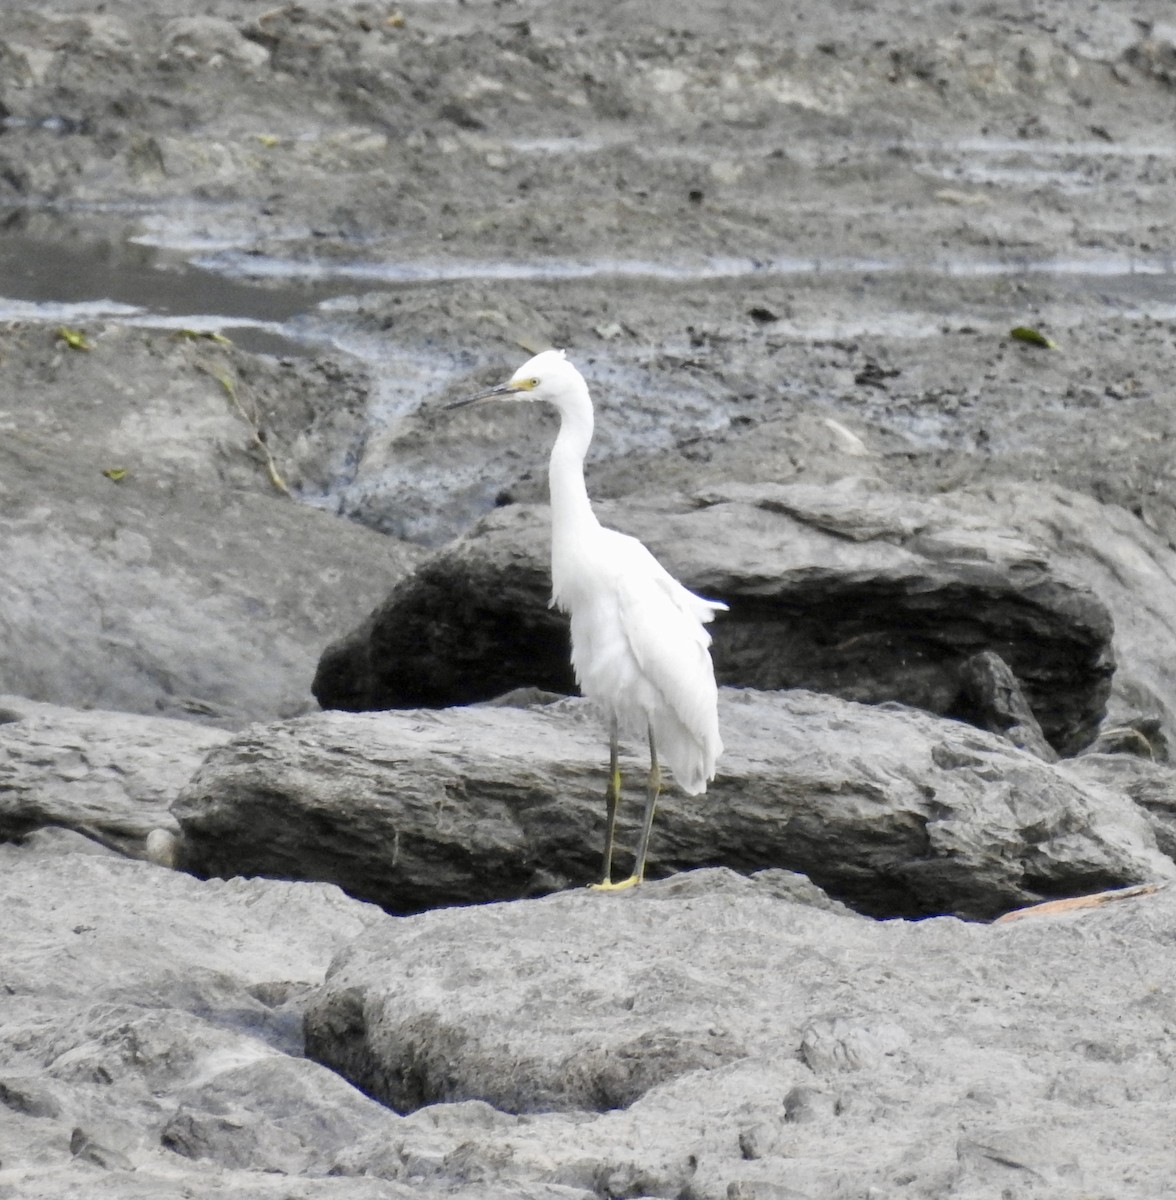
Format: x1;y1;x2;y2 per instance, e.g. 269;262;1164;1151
0;227;335;357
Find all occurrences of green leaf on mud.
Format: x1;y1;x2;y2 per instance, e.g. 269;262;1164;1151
1009;326;1055;349
56;327;93;351
102;467;128;482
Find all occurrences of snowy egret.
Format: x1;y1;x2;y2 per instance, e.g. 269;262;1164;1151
448;349;726;889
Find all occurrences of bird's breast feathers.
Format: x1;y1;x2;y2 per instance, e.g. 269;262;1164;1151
553;526;723;624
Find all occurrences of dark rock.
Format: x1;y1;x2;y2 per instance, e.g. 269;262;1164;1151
70;1126;135;1171
314;525;572;710
314;479;1115;756
175;689;1171;921
1124;29;1176;86
0;1078;63;1119
949;649;1057;761
1084;718;1167;759
971;483;1176;756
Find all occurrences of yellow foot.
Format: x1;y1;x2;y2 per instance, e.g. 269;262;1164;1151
587;875;643;893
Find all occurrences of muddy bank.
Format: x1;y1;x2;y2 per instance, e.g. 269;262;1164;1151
4;0;1176;545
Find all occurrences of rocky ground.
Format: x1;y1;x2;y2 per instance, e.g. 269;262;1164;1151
3;0;1176;1196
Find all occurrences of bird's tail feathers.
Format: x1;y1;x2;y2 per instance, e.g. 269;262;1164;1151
681;590;727;626
655;710;722;796
699;597;727;624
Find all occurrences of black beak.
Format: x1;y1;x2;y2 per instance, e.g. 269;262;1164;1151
446;383;518;410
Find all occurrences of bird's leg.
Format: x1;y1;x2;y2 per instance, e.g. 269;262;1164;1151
593;724;660;893
601;716;621;885
630;723;661;885
588;717;622;890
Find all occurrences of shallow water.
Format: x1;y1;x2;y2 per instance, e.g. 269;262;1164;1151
5;209;1176;469
0;227;324;357
7;215;1174;352
196;246;1176;286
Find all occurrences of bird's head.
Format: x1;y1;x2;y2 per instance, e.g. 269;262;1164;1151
447;349;586;412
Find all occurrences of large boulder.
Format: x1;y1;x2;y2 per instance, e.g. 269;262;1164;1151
173;689;1171;921
314;479;1117;756
0;324;421;725
11;839;1176;1199
305;867;1176;1198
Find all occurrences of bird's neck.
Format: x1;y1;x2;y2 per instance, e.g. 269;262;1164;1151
548;383;599;563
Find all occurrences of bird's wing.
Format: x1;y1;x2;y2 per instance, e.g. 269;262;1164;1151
611;530;727;626
609;532;721;749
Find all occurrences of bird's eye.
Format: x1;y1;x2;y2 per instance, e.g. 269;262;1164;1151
528;377;540;388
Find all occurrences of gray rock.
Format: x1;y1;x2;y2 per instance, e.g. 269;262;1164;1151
160;17;270;69
0;324;369;515
0;324;421;726
0;695;229;854
305;866;1176;1198
160;1056;395;1175
968;482;1176;757
0;842;598;1200
4;753;1175;1200
313;479;1115;756
1064;752;1176;861
174;688;1171;920
0;429;420;729
0;843;393;1197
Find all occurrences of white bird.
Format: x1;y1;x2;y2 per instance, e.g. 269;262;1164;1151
448;349;726;890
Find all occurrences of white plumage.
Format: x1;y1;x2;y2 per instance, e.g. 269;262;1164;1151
449;349;726;888
559;528;723;795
